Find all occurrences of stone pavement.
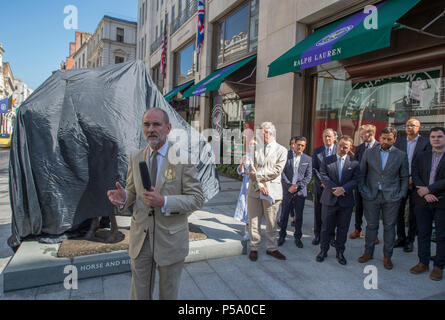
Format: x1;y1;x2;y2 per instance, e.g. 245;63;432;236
0;149;444;299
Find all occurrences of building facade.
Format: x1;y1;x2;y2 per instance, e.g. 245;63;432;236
137;0;445;153
71;16;137;70
61;32;91;70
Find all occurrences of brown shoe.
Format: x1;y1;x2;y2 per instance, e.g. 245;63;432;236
358;253;373;263
375;236;380;245
349;230;361;239
266;250;286;260
383;257;393;270
249;250;258;262
410;262;429;274
430;266;443;281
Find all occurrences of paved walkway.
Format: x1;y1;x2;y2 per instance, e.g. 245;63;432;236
0;151;444;299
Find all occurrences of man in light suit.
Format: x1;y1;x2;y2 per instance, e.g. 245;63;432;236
107;108;204;300
358;127;409;270
394;118;431;252
317;136;360;265
278;136;312;248
248;122;288;261
312;128;337;245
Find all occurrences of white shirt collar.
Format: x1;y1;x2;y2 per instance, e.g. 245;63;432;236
337;154;347;161
407;135;419;143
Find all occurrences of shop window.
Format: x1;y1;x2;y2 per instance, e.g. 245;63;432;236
215;0;258;67
313;68;444;148
174;41;195;86
212;94;255;163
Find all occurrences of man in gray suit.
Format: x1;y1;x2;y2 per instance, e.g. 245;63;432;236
358;127;409;270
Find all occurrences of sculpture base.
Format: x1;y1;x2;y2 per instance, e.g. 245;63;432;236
2;215;244;292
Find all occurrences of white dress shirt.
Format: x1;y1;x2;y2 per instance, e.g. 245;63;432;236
292;151;302;184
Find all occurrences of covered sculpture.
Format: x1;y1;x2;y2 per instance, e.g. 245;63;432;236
8;60;220;249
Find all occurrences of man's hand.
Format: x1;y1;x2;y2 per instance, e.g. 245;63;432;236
416;186;430;197
321;184;325;189
288;184;298;194
249;170;256;180
143;187;165;208
332;187;345;197
409;178;414;190
424;194;439;203
260;186;269;196
107;182;126;207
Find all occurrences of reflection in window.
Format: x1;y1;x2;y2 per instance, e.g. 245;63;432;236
215;0;258;67
314;69;444;148
175;41;195;85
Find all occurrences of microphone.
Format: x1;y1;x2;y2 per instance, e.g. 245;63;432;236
139;161;152;191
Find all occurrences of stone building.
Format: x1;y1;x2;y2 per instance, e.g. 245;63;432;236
137;0;445;151
61;32;91;70
71;16;137;70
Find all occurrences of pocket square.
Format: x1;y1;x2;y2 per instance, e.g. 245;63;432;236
348;167;352;170
301;163;308;166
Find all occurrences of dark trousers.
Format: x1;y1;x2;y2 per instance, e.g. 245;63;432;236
415;205;445;269
396;188;417;242
320;205;353;253
279;193;305;240
354;187;364;232
313;182;323;236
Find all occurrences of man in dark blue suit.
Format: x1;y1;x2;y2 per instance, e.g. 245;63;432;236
278;136;312;248
410;127;445;281
394;118;432;252
349;124;380;244
316;135;360;265
312;128;337;245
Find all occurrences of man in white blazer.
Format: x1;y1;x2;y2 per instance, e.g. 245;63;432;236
247;122;288;261
107;108;204;300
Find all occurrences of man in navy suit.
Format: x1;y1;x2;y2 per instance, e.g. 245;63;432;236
316;135;360;265
410;127;445;281
394;119;431;252
350;124;380;244
278;136;312;248
312;128;337;245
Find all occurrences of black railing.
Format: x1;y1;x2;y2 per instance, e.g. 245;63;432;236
170;0;198;35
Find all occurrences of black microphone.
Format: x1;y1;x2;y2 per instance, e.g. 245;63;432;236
139;161;152;191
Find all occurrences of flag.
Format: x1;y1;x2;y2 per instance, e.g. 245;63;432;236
0;98;8;114
160;15;168;79
196;0;205;55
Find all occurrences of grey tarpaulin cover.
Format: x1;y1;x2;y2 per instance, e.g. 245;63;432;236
8;60;220;249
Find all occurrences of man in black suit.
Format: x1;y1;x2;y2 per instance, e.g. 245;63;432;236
316;136;360;265
410;127;445;281
350;125;379;243
312;128;337;245
278;136;312;248
394;118;431;252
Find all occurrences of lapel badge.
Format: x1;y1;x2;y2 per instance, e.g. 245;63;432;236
165;164;175;180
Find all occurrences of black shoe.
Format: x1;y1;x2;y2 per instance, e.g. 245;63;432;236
394;238;406;248
277;236;286;247
330;238;336;248
316;250;328;262
403;241;414;253
295;239;303;248
312;235;320;245
336;251;347;265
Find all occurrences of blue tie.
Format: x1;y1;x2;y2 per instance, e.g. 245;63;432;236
338;157;343;181
326;147;331;157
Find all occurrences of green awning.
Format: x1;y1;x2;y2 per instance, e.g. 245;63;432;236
268;0;420;78
183;55;256;98
164;80;194;102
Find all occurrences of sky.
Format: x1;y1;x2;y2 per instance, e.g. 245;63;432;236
1;0;138;91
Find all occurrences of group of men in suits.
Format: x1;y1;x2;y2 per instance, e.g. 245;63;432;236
272;119;444;280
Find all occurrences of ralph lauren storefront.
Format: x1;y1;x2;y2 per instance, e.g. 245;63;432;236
268;0;445;150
